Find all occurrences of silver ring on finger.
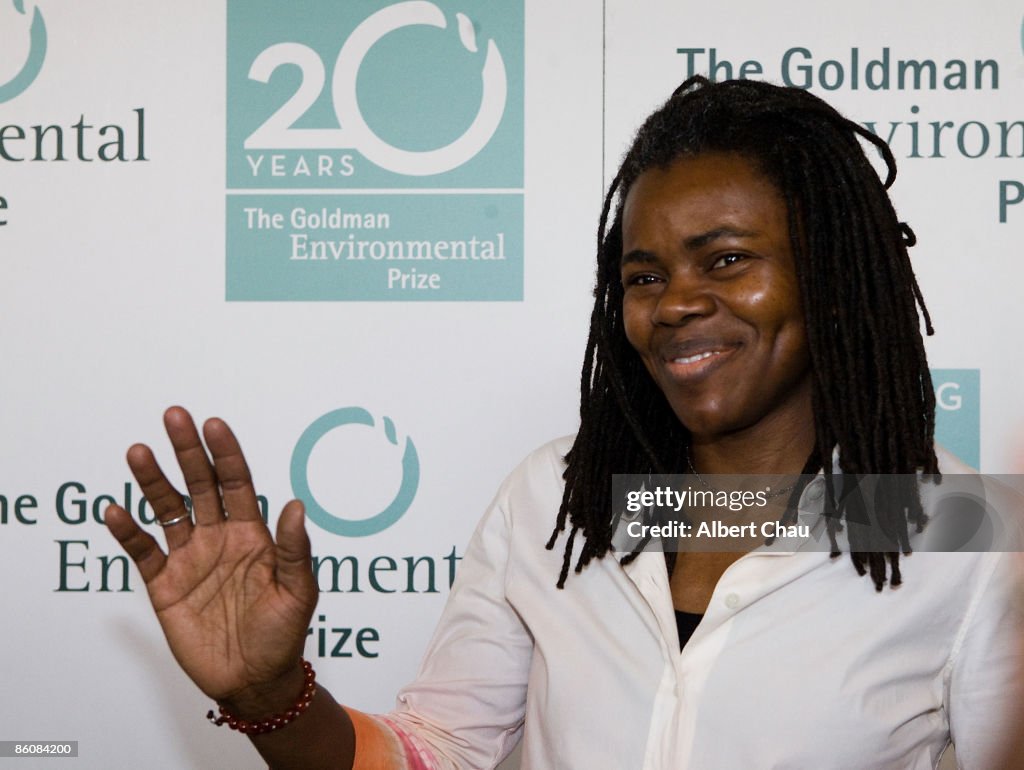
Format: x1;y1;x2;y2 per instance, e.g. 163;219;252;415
158;512;192;528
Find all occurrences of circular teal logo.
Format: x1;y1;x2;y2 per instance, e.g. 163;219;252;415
291;407;419;537
0;1;47;104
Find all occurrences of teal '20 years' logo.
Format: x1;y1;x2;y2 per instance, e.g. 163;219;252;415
245;1;507;176
0;0;47;103
291;408;420;536
226;0;523;188
225;0;523;301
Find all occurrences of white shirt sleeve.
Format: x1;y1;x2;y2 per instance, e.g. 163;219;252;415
385;478;533;770
945;550;1024;769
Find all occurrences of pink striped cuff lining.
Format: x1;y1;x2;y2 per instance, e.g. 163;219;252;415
377;715;443;770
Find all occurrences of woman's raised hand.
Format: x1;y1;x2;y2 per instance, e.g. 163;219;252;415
104;406;319;713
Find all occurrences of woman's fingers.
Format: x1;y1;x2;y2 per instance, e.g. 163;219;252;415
164;406;225;527
203;417;264;523
104;503;167;583
126;442;194;550
116;408;270;561
274;500;316;604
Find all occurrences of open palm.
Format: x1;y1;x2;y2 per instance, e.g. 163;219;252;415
105;407;317;706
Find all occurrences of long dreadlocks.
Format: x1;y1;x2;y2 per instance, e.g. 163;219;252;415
546;76;938;591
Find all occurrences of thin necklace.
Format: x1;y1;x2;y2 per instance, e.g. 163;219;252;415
685;448;797;501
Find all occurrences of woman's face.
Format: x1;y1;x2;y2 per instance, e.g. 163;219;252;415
621;152;813;443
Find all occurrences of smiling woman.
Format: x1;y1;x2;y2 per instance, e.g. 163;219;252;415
549;76;940;594
106;76;1022;770
620;153;813;448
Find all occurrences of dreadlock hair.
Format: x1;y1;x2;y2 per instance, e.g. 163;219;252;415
545;76;939;591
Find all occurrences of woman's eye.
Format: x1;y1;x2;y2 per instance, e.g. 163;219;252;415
711;253;747;269
624;273;661;287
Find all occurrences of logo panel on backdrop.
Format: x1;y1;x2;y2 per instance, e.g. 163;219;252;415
0;2;147;228
0;0;46;103
225;0;525;301
291;407;420;537
932;369;981;469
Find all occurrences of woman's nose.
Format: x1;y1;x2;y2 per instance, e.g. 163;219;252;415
651;272;716;326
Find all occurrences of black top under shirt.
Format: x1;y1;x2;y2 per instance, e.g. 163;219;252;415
675;610;703;651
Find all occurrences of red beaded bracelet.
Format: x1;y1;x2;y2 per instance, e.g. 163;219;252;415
207;658;317;735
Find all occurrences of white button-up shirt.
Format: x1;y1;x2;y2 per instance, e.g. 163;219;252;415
384;438;1023;769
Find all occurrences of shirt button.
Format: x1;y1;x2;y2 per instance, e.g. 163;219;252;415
724;593;740;609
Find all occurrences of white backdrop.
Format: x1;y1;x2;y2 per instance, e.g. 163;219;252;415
1;1;1020;767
